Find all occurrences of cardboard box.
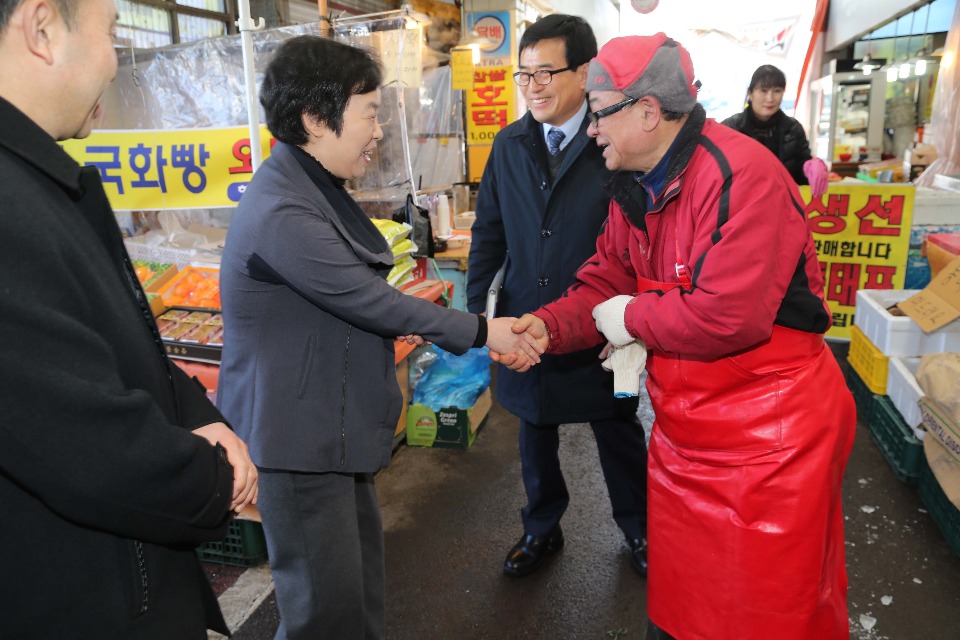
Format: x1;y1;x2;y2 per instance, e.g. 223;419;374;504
395;359;409;438
406;388;492;448
156;265;221;310
132;260;179;293
924;436;960;512
919;396;960;466
897;256;960;333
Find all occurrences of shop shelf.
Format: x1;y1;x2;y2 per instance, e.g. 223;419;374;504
847;325;888;394
869;395;923;485
197;519;267;567
918;456;960;557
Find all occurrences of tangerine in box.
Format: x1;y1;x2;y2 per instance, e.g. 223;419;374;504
157;265;221;310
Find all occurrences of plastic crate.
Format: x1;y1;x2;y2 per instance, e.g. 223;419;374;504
848;325;889;394
886;356;925;439
869;395;923;484
197;520;267;567
844;363;877;425
853;288;960;357
918;457;960;557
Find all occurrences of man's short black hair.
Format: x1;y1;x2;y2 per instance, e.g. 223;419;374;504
518;14;597;69
260;35;382;146
1;0;76;32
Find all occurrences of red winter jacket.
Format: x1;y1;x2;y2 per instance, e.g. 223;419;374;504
534;105;831;359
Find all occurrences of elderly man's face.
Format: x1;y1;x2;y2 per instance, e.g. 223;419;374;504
587;89;650;172
517;37;587;127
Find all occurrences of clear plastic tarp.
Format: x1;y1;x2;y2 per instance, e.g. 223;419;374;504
917;0;960;186
101;6;463;251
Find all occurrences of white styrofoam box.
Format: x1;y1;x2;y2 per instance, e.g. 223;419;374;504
914;186;960;226
854;289;960;357
887;357;925;440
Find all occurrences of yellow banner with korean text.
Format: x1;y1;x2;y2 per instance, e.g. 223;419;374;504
59;126;276;211
802;184;915;340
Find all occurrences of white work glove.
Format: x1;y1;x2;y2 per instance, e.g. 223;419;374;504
592;295;634;347
602;340;648;398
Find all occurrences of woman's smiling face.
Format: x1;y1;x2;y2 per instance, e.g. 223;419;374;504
308;89;383;180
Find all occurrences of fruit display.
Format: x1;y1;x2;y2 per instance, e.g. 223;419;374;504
157;308;225;347
131;260;176;291
158;266;221;310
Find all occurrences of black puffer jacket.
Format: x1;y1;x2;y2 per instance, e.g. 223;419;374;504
721;107;812;185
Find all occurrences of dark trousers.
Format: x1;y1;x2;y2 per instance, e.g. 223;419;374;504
258;471;385;640
519;414;647;540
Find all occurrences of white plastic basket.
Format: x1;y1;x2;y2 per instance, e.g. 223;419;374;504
854;289;960;357
887;356;925;439
124;239;198;268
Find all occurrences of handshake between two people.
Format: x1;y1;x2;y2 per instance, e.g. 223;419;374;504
490;295;648;398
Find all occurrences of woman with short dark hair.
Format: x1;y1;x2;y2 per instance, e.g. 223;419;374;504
722;64;828;197
217;35;542;639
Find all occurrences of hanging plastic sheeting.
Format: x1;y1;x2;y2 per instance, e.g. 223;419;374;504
916;0;960;186
99;11;462;199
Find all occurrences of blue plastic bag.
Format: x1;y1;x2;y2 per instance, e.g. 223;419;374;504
412;346;491;411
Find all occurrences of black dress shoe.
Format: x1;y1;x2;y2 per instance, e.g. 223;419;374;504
503;526;564;577
628;538;647;577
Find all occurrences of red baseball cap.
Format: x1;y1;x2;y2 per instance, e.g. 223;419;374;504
587;33;698;113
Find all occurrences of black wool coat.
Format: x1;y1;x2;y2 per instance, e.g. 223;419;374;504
721;107;814;185
0;97;235;639
467;110;636;425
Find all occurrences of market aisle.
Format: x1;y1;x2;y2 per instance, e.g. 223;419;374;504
232;344;960;640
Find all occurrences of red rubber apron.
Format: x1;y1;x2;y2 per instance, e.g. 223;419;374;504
637;271;856;640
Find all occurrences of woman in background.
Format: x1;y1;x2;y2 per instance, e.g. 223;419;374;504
217;36;541;640
722;64;828;197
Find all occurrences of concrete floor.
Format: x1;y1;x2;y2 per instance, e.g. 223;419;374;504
229;344;960;640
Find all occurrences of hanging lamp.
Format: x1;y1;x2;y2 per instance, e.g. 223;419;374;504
880;14;902;82
911;2;937;75
854;30;881;75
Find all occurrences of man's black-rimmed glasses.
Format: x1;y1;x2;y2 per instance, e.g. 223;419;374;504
588;97;638;127
512;66;573;86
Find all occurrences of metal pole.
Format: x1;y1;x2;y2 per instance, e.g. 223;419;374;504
237;0;265;172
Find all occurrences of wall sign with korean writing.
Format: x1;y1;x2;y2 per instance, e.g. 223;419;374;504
804;184;915;339
60;126;276;211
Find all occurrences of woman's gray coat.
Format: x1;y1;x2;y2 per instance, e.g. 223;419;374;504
217;143;480;473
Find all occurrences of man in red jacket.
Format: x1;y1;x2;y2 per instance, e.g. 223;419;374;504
509;34;856;640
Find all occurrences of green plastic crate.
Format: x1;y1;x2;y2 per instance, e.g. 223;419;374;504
869;395;923;484
918;457;960;557
844;364;877;425
197;520;267;567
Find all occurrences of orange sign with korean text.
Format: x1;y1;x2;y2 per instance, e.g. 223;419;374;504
803;184;915;340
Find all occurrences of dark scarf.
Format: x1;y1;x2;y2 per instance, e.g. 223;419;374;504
288;143;390;263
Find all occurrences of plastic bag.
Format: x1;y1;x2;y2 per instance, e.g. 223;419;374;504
412;346;491;411
392;193;434;258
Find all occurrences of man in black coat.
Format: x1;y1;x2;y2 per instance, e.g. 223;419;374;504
467;14;648;578
0;0;257;637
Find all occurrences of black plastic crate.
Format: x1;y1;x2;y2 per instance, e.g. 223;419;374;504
844;364;877;425
918;457;960;557
869;395;923;485
197;520;267;567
